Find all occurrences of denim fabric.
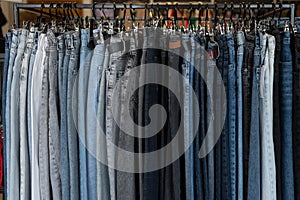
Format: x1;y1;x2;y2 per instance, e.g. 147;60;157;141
271;29;282;200
2;31;11;200
67;31;80;200
242;33;255;199
220;34;230;200
280;31;294;200
292;33;300;200
57;34;65;103
39;33;50;200
30;33;48;200
227;33;236;200
19;29;34;200
87;29;105;200
97;45;110;200
27;29;39;173
9;29;28;200
61;32;71;200
247;33;260;200
181;33;193;200
206;39;219;200
236;31;245;200
48;31;61;200
260;33;277;200
5;30;18;200
116;35;137;200
215;34;223;200
78;28;90;200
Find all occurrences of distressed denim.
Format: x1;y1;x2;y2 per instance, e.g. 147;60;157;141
182;33;192;200
247;33;260;200
19;29;34;200
9;29;28;200
78;28;90;200
260;33;277;200
87;29;105;200
5;30;18;200
61;32;71;200
39;33;50;200
67;31;80;200
48;31;61;200
30;33;48;200
236;31;245;200
280;31;294;200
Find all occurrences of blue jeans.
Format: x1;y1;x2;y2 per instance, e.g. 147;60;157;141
247;33;261;200
5;30;18;199
48;31;62;200
78;28;90;200
67;31;80;200
227;33;237;200
2;31;11;200
87;29;105;200
280;31;294;200
9;29;28;200
61;32;71;200
236;31;245;200
19;30;34;200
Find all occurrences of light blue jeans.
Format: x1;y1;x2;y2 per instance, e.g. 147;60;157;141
9;29;28;200
78;28;90;200
5;30;18;200
19;29;34;200
86;29;105;200
260;33;277;200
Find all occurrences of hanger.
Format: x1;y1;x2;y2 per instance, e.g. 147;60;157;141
197;3;203;34
187;5;193;33
130;4;137;30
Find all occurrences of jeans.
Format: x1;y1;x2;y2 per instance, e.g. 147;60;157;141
272;29;283;200
48;31;61;200
27;29;39;173
87;29;105;200
5;30;18;200
181;33;192;200
280;31;294;200
2;31;11;200
30;33;48;200
292;33;300;200
9;29;28;200
247;33;260;200
227;33;236;200
67;31;80;200
206;39;219;200
39;32;50;200
78;28;90;200
61;32;71;200
19;30;33;200
236;31;245;200
242;33;254;199
220;34;230;200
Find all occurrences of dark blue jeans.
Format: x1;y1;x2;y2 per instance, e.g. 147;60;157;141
247;33;260;200
280;31;294;200
292;32;300;200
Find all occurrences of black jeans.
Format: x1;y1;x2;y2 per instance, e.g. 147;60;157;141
242;33;255;199
272;29;282;200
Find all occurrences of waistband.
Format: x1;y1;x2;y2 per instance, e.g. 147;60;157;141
236;31;245;46
282;31;291;45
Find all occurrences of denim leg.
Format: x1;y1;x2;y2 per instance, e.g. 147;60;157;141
280;31;294;200
67;31;80;200
9;29;28;200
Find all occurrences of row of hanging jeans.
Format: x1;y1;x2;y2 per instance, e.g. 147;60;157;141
2;24;300;200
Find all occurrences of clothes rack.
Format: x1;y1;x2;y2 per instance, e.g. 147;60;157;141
13;3;296;27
